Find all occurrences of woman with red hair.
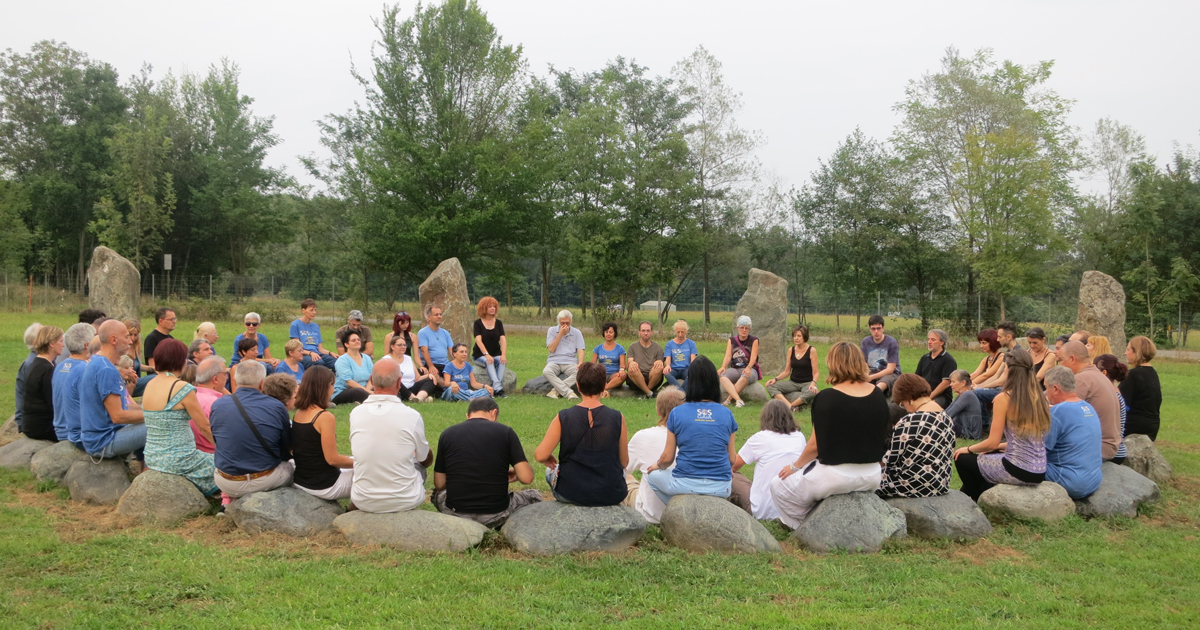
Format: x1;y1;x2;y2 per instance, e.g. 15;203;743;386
472;296;508;397
140;339;219;496
382;311;416;359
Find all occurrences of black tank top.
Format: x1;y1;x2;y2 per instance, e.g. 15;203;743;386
291;411;340;490
790;345;815;384
555;404;626;507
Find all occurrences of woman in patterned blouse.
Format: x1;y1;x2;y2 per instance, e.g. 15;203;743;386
878;373;956;498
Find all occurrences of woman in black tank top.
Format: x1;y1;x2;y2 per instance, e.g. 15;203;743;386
766;326;821;410
291;366;354;500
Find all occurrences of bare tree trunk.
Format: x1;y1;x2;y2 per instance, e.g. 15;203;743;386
539;256;551;319
703;252;711;326
76;230;86;295
506;280;512;312
581;285;586;319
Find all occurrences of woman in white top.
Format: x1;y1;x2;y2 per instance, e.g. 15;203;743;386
380;334;437;403
622;387;685;524
730;399;808;520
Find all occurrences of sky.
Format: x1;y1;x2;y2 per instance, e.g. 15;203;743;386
4;0;1198;195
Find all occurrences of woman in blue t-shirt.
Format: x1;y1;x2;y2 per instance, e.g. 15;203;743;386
441;343;493;401
592;322;627;398
646;356;738;504
663;319;698;388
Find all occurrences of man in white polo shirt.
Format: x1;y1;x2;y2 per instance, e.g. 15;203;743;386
349;360;433;513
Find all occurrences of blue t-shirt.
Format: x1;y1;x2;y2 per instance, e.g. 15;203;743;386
333;353;374;397
79;355;128;454
594;343;625;376
275;360;304;384
64;358;91;445
861;335;901;375
230;332;270;366
444;361;475;390
289;319;323;353
418;326;454;366
665;339;698;370
667;402;738;482
1045;400;1104;499
51;357;86;441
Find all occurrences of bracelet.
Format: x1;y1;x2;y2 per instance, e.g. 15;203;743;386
967;446;973;454
789;463;799;472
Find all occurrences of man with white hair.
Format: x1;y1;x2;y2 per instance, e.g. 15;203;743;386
1042;366;1103;499
208;360;294;497
349;360;433;513
191;355;229;454
52;323;95;444
542;310;585;400
79;320;146;460
14;322;42;432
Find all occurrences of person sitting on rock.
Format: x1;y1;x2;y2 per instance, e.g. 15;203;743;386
535;362;629;506
646;356;739;505
232;312;279;372
877;374;956;499
663;319;697;389
542;310;585;400
914;329;957;409
953;347;1050;502
262;373;299;410
1120;336;1161;440
290;299;338;370
1027;327;1057;385
53;323;95;444
1058;341;1122;462
1087;335;1113;361
433;396;541;528
229;338;261;393
335;309;375;357
1042;366;1103;500
622;386;685;524
719;316;760;408
730;399;807;519
592;322;628;398
14;322;43;433
349;360;433;513
291;366;354;501
861;315;901;395
22;325;64;442
1094;353;1129;464
769;342;890;529
79;320;146;464
472;297;508;397
209;360;294;498
140;339;220;497
626;321;664;399
191;356;228;454
441;343;493;402
944;370;983;439
765;325;820;411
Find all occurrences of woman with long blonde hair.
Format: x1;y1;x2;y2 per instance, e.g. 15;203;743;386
1086;335;1112;360
953;347;1051;501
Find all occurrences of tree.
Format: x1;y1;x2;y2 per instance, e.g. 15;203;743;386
883;159;957;329
1075;118;1150;271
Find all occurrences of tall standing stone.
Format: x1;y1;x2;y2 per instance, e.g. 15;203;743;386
1076;271;1126;353
87;246;141;323
733;269;789;376
419;258;472;346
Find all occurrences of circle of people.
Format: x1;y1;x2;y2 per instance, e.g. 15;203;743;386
14;300;1164;531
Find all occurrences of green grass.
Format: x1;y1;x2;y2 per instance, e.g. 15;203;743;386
2;312;1199;628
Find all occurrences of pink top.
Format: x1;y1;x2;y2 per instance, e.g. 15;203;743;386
190;387;223;454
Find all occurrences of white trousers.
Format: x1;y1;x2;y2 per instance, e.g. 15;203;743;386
768;461;882;529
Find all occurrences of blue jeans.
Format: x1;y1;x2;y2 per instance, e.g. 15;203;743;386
646;469;731;506
132;375;153;398
90;423;148;460
474;357;506;393
441;385;490;402
975;387;1001;430
664;367;688;388
301;353;338;370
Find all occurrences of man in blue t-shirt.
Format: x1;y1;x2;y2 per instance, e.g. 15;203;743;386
663;319;698;388
418;305;455;379
861;315;901;395
1043;366;1103;499
289;299;337;370
51;323;95;443
79;320;146;460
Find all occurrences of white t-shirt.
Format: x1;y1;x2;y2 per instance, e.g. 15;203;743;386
626;425;671;524
737;430;807;520
380;354;417;388
349;394;430;513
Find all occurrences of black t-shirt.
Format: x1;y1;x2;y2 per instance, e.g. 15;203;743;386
434;418;527;513
144;329;173;368
1119;366;1161;426
472;319;506;359
811;388;890;465
22;357;58;442
915;351;957;394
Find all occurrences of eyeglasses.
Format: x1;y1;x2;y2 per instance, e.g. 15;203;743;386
869;326;884;331
246;322;260;327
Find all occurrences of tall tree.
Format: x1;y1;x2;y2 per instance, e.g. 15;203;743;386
1075;118;1150;271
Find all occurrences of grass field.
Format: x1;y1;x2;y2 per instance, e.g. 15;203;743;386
1;313;1199;628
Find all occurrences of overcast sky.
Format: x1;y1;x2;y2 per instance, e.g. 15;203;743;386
5;0;1198;195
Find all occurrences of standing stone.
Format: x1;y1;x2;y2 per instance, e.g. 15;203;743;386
1121;434;1172;484
1076;271;1126;353
31;440;93;484
733;269;789;377
502;502;647;555
418;258;472;347
791;492;907;553
0;437;55;470
64;460;131;505
87;246;142;323
0;416;19;447
227;487;343;537
117;470;211;523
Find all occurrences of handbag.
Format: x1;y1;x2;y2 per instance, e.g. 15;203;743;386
732;335;761;379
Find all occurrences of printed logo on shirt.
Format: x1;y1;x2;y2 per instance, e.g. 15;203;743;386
696;408;714;422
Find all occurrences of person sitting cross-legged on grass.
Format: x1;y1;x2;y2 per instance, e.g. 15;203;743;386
719;316;760;408
663;319;698;389
441;343;493;402
209;360;294;498
542;310;585;400
944;370;983;439
350;360;433;513
646;356;739;505
291;299;338;370
535;362;629;506
765;325;820;411
592;322;627;398
291;366;355;501
626;321;665;399
333;331;374;406
432;397;542;528
729;399;807;519
621;386;686;524
877;373;956;499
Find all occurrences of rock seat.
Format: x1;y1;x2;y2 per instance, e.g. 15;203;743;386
0;437;55;470
659;495;781;554
116;470;211;523
884;489;993;540
65;459;131;505
792;491;907;553
1074;462;1160;519
1121;435;1171;485
228;487;343;536
334;510;489;552
977;482;1074;521
30;441;92;484
501;501;646;555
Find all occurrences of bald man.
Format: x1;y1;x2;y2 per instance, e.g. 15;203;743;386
79;319;146;460
348;359;434;513
1058;340;1122;461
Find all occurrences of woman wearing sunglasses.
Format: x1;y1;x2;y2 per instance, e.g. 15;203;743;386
231;312;279;371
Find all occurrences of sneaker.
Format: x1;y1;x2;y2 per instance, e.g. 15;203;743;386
643;391;657;400
566;391;579;400
735;399;746;408
546;390;560;399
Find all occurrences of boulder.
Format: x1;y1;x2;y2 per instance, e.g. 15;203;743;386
87;245;141;323
0;415;19;447
117;470;211;523
742;383;769;403
733;268;789;377
521;376;556;396
64;460;131;505
418;258;472;349
228;487;343;537
472;366;518;394
1076;270;1126;354
659;495;781;554
0;437;55;470
30;440;93;484
1074;462;1160;519
1121;434;1172;484
501;501;646;555
792;492;907;553
977;482;1074;521
884;490;993;540
334;510;488;552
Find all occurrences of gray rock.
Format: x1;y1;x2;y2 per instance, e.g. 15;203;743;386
977;482;1074;521
733;268;789;377
502;501;646;555
1076;270;1126;354
1074;462;1160;518
64;460;131;505
606;386;642;399
0;437;55;470
228;487;343;536
87;245;141;323
334;510;488;552
792;491;907;553
521;375;552;395
31;440;93;484
1122;434;1172;484
0;415;19;447
742;383;769;403
884;490;993;540
659;495;781;554
418;258;472;350
116;470;211;523
472;366;518;394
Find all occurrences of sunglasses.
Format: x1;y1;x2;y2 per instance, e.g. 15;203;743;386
246;322;260;327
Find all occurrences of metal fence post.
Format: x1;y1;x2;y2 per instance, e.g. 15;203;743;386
152;274;156;300
209;275;213;300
